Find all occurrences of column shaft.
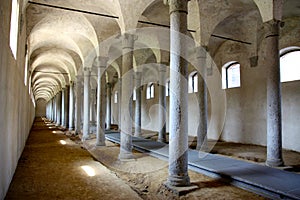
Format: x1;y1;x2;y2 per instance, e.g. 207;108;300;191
56;91;62;126
90;89;97;125
83;68;91;140
106;83;112;130
166;0;190;186
196;47;208;151
134;72;142;137
118;78;122;130
265;20;284;167
96;59;107;146
63;86;69;128
158;67;167;142
68;82;75;130
75;76;82;135
119;33;135;160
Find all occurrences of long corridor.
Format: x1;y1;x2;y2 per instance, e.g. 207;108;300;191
5;118;141;200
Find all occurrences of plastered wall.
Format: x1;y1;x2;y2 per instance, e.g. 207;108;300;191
36;99;46;117
0;1;35;199
111;26;300;153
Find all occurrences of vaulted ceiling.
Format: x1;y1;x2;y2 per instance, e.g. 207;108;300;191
26;0;300;101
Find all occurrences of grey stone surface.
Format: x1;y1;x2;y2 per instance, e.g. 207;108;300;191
106;132;300;199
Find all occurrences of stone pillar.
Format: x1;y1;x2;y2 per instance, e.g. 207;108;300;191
83;68;91;140
75;76;83;135
62;86;69;128
158;65;167;143
118;78;122;130
68;82;75;130
61;88;65;127
90;88;97;124
134;72;142;137
196;46;208;151
96;57;108;146
119;33;135;160
265;20;284;167
165;0;191;187
56;91;62;126
53;95;57;123
106;82;112;130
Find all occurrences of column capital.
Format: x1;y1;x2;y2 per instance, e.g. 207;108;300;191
164;0;190;14
263;19;281;38
94;56;109;68
83;68;91;76
134;71;142;80
159;63;168;72
106;82;112;88
195;46;208;59
76;75;83;83
122;33;137;50
84;67;91;72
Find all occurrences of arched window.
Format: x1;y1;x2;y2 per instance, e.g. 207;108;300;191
146;83;155;99
10;0;19;59
114;91;118;103
222;61;241;89
133;87;136;101
166;79;170;97
188;71;198;93
280;47;300;82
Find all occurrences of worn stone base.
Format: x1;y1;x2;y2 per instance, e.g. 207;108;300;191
118;152;135;161
162;182;199;196
266;159;284;167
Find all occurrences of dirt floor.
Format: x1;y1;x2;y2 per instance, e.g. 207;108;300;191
5;118;300;199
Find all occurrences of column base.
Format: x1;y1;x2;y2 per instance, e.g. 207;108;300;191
162;181;198;196
266;158;284;167
96;141;106;146
196;144;208;152
82;134;91;141
118;151;135;161
157;138;167;143
166;174;191;187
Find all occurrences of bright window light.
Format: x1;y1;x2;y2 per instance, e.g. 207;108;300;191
133;87;136;101
24;52;28;85
222;61;241;89
188;72;198;93
146;83;154;99
81;165;96;177
10;0;19;59
114;91;118;103
280;50;300;82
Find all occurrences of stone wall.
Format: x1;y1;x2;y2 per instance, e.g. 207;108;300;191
0;1;35;199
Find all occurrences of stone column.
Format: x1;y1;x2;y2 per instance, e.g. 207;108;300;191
158;65;167;143
96;57;108;146
56;91;62;126
265;20;284;167
118;78;122;130
196;46;208;151
106;82;112;130
75;76;83;135
61;87;65;127
68;82;75;130
119;33;135;160
82;68;91;140
53;95;57;123
90;88;97;124
165;0;191;187
134;72;142;137
62;86;69;128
